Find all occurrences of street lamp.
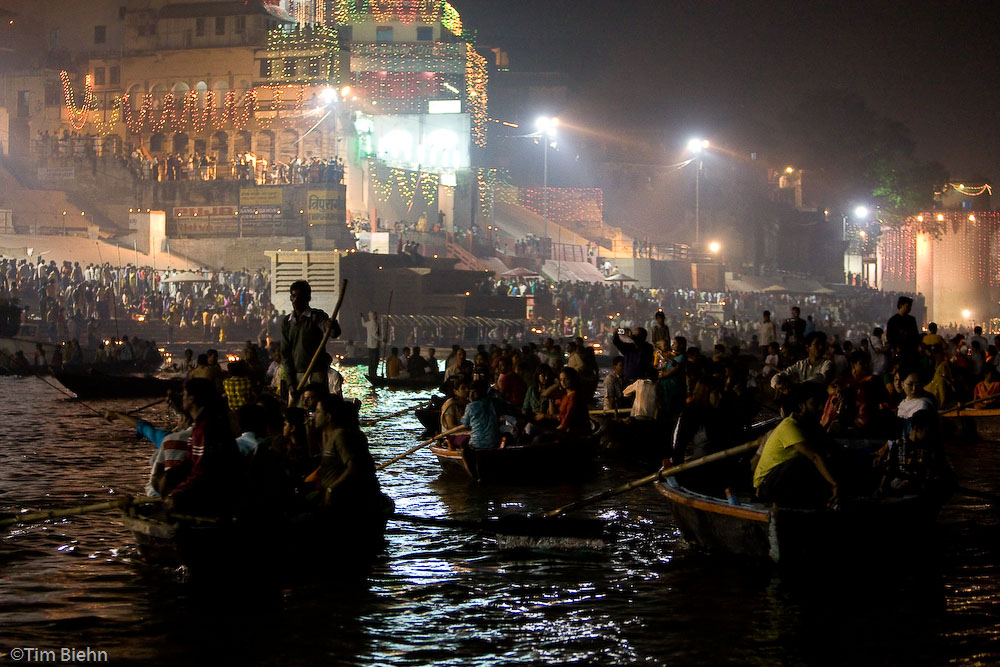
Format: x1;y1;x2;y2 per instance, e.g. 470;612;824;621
708;240;721;254
535;116;558;244
687;138;708;245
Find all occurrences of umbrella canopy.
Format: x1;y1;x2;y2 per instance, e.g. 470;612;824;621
762;284;788;292
605;273;638;282
162;271;211;283
501;266;541;278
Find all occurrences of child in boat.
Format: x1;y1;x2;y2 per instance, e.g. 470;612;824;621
875;409;953;497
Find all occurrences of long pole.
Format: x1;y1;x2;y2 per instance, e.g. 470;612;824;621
379;290;393;378
695;156;701;246
542;138;548;244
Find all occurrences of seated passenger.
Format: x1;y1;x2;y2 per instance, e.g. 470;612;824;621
770;331;832;392
875;409;953;497
385;347;404;378
495;357;527;408
461;380;517;449
314;395;382;508
165;378;241;514
973;366;1000;408
623;370;658;420
753;383;840;508
555;367;591;436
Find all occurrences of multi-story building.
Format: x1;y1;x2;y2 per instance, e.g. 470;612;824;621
0;0;484;233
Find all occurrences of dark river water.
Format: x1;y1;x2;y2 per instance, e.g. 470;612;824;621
2;365;999;666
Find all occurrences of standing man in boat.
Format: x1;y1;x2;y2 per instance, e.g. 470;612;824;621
361;310;380;378
282;280;341;405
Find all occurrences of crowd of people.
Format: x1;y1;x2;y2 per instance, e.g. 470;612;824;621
428;294;959;510
103;280;384;521
0;258;274;345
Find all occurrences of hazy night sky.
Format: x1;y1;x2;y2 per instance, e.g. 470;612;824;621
460;0;1000;181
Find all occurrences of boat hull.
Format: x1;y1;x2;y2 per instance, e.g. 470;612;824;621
429;438;597;484
656;476;942;564
120;503;391;570
54;370;181;399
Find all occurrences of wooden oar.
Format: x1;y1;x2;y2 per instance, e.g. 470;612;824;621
294;278;349;394
34;374;103;416
361;403;423;426
376;425;468;471
589;407;631;416
539;440;761;518
0;496;162;529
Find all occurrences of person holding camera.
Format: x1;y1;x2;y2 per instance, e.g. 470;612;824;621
613;326;654;384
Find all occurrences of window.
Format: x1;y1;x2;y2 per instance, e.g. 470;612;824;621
109;66;120;85
44;82;61;106
215;16;225;35
17;91;29;118
235;16;246;33
339;25;352;42
49;28;59;47
376;26;392;43
260;59;271;78
283;59;295;77
94;25;106;44
94;68;106;86
195;17;205;36
417;27;433;41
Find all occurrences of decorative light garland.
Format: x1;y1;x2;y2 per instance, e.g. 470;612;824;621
948;182;992;197
371;162;442;206
465;48;488;147
60;71;95;130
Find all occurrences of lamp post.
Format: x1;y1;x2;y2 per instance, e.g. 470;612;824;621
687;138;708;246
535;116;558;247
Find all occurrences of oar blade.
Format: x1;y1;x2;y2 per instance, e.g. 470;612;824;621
491;515;611;551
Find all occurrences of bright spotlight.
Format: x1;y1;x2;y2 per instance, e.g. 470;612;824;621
319;88;337;105
687;137;709;153
962;309;971;319
535;116;558;137
708;241;721;254
854;205;869;219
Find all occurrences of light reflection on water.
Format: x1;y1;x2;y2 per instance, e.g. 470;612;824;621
1;370;999;665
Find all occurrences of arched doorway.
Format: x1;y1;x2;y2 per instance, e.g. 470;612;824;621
278;129;299;164
149;132;165;153
257;130;275;164
234;130;251;156
211;130;229;168
172;132;189;155
127;84;145;110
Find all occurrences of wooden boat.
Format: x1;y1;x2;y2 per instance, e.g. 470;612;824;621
655;475;946;564
942;406;1000;441
429;436;598;484
120;498;393;570
54;369;182;399
367;372;444;390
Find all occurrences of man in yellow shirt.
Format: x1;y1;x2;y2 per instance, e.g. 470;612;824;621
754;384;839;508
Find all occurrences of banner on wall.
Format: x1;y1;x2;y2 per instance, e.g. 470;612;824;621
239;204;282;221
239;188;283;206
307;189;345;224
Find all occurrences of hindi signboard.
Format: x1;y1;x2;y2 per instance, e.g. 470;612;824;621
37;167;75;181
239;187;283;206
172;206;239;237
307;189;345;224
239;204;282;221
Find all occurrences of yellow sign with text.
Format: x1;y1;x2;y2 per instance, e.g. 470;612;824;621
307;189;345;224
240;187;283;206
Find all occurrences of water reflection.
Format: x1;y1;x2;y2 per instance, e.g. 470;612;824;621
1;372;999;664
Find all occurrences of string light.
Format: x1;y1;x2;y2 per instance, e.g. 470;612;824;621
60;71;95;130
466;48;488;147
520;188;604;224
